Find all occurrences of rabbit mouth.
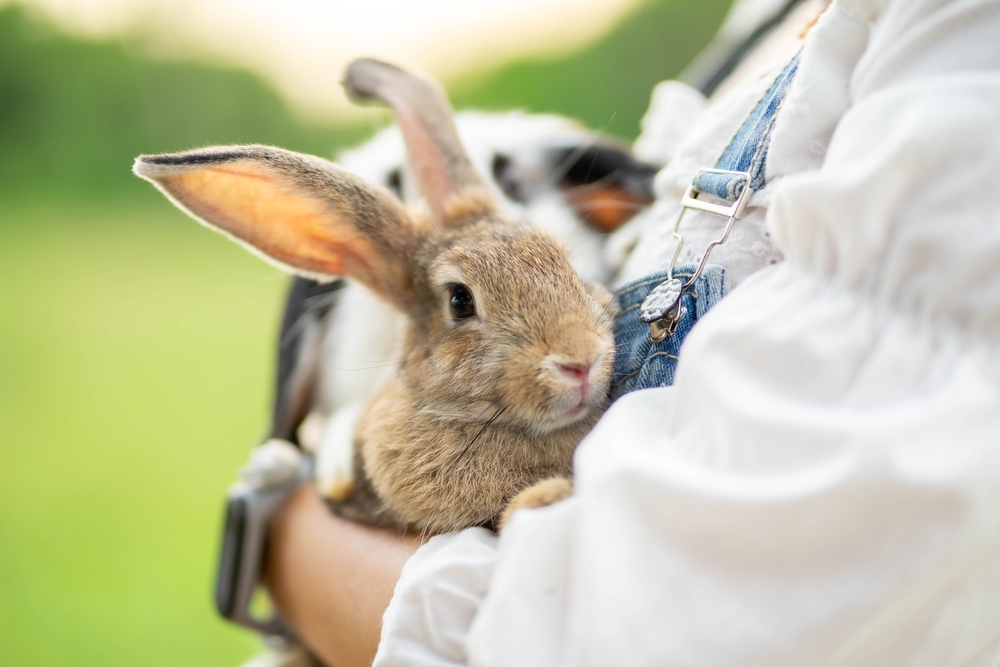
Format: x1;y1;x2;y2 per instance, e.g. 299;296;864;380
557;384;604;420
562;402;589;421
535;401;602;433
535;352;611;426
533;379;608;432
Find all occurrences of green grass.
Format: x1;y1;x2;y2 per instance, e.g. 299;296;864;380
0;197;289;665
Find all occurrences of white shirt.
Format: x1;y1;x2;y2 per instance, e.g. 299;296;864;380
374;0;1000;665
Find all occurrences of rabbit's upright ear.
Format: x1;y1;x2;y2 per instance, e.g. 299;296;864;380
344;59;497;226
134;145;418;307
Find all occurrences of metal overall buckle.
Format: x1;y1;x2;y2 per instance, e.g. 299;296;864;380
639;168;753;343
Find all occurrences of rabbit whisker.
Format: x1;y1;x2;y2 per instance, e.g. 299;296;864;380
603;112;617;133
571;200;650;213
279;286;346;350
540;129;604;190
455;405;508;463
279;311;318;350
470;400;501;422
326;360;407;371
562;177;655;197
545;112;616;190
415;200;448;245
559;173;617;196
566;236;606;256
572;114;614;186
303;290;344;310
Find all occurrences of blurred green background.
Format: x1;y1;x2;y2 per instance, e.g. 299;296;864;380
0;1;730;664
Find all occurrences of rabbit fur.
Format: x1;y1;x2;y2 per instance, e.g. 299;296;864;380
135;59;655;534
306;111;657;519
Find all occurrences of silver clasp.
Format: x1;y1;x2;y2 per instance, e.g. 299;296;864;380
641;169;753;342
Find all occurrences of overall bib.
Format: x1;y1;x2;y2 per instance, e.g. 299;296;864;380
611;52;801;401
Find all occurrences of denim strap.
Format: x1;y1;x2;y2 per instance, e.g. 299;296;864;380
637;51;802;340
693;51;801;202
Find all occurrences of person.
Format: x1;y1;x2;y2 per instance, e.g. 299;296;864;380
263;0;1000;665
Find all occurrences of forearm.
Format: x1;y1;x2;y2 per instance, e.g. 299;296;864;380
264;485;423;667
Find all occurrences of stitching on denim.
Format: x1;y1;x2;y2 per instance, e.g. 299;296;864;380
620;302;643;316
615;323;652;338
611;351;680;387
612;353;652;387
643;350;679;363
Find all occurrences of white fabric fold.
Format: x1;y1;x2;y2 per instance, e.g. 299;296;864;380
375;529;498;667
374;0;1000;665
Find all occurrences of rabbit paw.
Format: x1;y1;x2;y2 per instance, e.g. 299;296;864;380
240;439;302;489
315;402;363;502
499;476;573;530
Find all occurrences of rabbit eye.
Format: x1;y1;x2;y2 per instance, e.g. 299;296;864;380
449;284;476;319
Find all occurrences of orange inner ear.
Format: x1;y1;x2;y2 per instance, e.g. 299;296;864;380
564;184;653;233
165;163;372;279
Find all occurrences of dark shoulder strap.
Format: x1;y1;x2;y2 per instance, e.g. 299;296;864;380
684;0;809;97
269;277;346;445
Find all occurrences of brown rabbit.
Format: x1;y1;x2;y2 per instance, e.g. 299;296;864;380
134;59;616;534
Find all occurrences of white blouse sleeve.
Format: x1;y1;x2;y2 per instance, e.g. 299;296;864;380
376;0;1000;665
373;528;498;667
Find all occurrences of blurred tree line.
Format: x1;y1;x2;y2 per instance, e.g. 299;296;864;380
0;0;730;203
0;5;349;202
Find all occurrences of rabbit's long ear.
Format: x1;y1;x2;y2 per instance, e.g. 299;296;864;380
343;59;496;226
134;145;418;306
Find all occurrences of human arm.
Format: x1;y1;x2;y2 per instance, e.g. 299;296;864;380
263;484;422;667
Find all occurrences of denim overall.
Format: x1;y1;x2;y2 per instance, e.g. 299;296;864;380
610;53;801;402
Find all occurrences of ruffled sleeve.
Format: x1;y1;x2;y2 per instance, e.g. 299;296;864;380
375;1;1000;665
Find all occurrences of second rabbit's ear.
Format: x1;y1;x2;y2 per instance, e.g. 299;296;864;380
134;145;419;308
552;144;658;233
344;59;498;226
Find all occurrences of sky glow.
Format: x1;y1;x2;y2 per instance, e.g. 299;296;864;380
7;0;643;120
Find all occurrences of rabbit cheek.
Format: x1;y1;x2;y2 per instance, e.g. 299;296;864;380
484;346;563;432
426;330;491;398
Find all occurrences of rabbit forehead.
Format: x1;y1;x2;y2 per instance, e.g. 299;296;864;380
429;225;589;316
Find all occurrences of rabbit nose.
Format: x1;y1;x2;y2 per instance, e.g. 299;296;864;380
555;362;590;384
